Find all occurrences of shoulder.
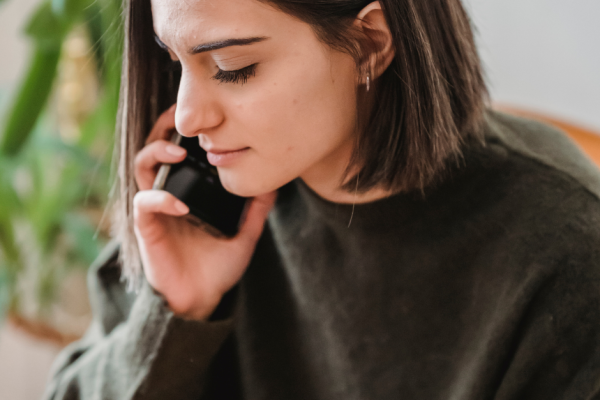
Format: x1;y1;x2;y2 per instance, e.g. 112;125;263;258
438;111;600;278
481;109;600;200
450;110;600;223
477;110;600;246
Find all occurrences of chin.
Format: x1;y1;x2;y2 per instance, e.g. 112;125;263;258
218;169;289;198
219;172;268;198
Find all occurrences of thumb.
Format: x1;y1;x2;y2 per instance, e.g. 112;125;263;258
237;191;278;243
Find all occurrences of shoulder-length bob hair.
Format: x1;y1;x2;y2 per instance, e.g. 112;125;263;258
112;0;488;283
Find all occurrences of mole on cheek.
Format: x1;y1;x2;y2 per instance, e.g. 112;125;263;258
292;99;298;105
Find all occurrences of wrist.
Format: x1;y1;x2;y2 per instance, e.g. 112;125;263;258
148;284;222;322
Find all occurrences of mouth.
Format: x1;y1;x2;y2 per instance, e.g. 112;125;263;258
205;147;250;166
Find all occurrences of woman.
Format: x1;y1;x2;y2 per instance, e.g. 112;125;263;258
44;0;600;399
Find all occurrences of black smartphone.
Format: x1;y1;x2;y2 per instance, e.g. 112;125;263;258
152;131;249;237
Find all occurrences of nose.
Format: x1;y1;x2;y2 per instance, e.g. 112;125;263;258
174;70;224;138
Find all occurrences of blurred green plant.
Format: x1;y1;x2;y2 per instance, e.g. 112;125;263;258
0;0;122;325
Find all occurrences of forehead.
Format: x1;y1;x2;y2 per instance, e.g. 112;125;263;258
151;0;277;44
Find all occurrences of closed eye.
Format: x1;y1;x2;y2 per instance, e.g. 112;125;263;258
212;64;257;85
163;58;257;85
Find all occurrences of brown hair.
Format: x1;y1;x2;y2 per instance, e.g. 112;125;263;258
111;0;488;284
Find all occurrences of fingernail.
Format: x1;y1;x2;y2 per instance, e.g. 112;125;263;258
175;201;189;214
166;145;186;156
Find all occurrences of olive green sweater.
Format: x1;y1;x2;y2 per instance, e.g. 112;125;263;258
43;111;600;399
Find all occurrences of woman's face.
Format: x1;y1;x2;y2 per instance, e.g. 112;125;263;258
151;0;359;197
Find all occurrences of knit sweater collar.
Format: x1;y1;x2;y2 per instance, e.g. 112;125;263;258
288;178;424;231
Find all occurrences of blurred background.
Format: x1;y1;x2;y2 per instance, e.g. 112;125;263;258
0;0;598;399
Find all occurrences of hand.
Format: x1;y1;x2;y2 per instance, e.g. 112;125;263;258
133;104;277;320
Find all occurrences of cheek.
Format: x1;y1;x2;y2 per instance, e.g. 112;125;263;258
220;53;358;196
241;56;357;155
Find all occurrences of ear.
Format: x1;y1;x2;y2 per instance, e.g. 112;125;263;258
355;2;395;82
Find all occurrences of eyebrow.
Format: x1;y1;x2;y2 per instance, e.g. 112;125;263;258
154;36;269;55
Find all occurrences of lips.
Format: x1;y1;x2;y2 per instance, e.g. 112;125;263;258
205;147;250;166
205;147;245;154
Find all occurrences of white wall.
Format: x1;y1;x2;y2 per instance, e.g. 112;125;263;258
0;324;61;400
466;0;600;130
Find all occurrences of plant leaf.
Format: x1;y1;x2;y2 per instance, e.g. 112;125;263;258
0;45;61;156
24;1;68;47
62;212;103;267
52;0;95;22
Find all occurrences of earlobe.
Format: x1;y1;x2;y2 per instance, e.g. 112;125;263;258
355;1;395;81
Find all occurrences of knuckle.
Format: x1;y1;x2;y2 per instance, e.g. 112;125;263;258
132;191;145;210
132;192;145;222
160;108;175;123
158;111;171;124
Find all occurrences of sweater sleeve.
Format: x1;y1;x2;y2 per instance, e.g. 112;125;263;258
41;240;236;400
494;261;600;400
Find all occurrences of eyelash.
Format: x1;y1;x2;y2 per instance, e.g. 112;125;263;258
212;63;257;85
167;60;257;85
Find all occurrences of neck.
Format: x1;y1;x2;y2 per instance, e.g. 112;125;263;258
299;141;396;205
306;179;396;204
299;89;394;204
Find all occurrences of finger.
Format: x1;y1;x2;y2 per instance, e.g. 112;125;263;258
237;191;278;244
145;104;177;145
133;190;189;237
134;140;187;190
